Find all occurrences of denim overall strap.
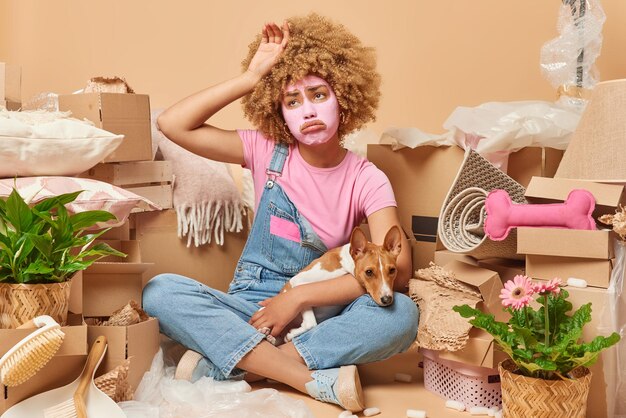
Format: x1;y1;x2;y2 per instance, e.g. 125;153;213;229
266;142;289;180
231;142;327;302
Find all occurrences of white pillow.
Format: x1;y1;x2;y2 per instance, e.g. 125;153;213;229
0;109;123;177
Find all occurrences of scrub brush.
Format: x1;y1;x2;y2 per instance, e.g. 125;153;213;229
0;315;65;386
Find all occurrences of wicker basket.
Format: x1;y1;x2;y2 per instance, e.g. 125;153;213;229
499;359;592;418
0;281;72;328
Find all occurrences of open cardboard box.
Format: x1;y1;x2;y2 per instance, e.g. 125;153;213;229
525;176;626;219
477;257;525;283
433;249;478;267
428;261;507;368
87;317;160;391
506;147;564;188
58;93;152;163
0;314;87;414
526;255;613;289
367;144;467;269
83;240;152;316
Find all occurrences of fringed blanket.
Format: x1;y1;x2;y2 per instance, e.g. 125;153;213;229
151;110;247;247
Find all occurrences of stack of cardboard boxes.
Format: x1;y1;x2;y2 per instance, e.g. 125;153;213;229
0;93;167;414
517;176;625;418
0;62;21;110
368;143;621;418
59;91;173;211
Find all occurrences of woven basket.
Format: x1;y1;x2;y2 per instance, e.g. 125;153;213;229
499;359;592;418
0;281;72;328
438;149;527;259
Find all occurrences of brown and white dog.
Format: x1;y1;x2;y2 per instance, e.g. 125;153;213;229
281;225;403;341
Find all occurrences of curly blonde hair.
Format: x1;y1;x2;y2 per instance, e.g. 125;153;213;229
241;13;381;144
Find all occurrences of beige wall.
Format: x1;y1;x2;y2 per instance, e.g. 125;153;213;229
1;0;624;134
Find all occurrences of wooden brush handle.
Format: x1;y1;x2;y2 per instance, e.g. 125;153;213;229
74;336;107;418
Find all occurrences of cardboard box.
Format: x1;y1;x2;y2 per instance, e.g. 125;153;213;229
80;160;174;212
433;249;478;267
506;147;564;188
126;184;173;212
517;227;615;259
83;240;153;316
367;144;467;269
133;209;247;290
437;328;509;368
426;261;507;367
0;62;21;103
98;218;131;241
81;161;172;186
1;100;21;110
0;315;87;414
58;93;152;163
87;317;160;391
526;255;613;288
525;176;626;219
69;270;83;315
444;261;506;322
477;257;525;283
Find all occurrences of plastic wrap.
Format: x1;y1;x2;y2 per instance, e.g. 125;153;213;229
540;0;606;107
21;92;59;112
380;100;582;169
602;240;626;418
119;349;314;418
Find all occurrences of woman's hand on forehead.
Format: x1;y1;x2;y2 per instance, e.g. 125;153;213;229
246;20;290;80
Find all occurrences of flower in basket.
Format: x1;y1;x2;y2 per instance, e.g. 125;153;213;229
453;275;620;380
0;187;126;284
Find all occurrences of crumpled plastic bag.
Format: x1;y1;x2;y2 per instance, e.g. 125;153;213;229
119;349;314;418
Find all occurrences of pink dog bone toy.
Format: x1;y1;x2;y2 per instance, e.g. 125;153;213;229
484;189;596;241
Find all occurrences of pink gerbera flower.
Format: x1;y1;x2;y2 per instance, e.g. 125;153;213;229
533;278;562;295
500;275;535;310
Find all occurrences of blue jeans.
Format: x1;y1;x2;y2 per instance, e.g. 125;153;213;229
143;273;418;376
143;143;418;377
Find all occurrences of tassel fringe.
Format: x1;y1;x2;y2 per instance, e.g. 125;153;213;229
175;200;246;247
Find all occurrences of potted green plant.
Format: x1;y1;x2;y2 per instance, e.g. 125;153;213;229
0;188;126;328
454;275;620;418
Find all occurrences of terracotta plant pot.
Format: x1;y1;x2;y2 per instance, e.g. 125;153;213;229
499;359;592;418
0;280;72;328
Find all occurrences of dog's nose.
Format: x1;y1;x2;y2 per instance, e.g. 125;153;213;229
381;295;393;305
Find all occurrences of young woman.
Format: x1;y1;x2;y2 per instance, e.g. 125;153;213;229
143;14;419;412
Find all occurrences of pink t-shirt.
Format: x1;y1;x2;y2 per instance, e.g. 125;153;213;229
238;130;397;249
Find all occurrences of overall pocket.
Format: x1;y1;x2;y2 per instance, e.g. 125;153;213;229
261;203;320;275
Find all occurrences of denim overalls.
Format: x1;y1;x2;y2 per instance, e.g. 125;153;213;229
143;143;419;378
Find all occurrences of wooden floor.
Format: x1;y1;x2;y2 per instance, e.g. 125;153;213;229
251;348;473;418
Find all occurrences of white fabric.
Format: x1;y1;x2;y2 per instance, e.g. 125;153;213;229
0;109;123;177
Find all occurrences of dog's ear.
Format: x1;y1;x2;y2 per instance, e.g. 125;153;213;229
350;227;368;258
383;225;402;257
